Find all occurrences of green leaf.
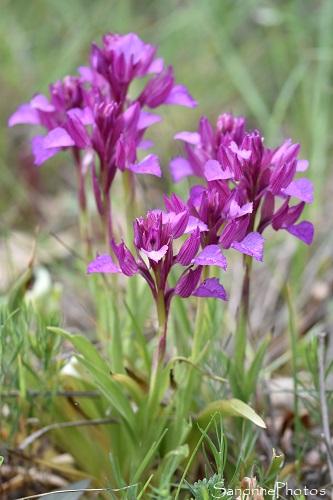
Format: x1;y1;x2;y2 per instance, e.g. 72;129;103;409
264;448;285;489
17;353;26;400
75;356;137;438
7;267;33;312
48;327;110;372
137;474;153;500
131;428;168;484
196;399;266;428
174;413;217;500
48;328;137;436
245;334;271;399
112;373;145;405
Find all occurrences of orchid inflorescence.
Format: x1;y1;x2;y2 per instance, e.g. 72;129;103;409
9;32;314;355
172;113;314;246
8;33;196;235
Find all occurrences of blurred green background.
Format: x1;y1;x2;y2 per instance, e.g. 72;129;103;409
1;0;332;285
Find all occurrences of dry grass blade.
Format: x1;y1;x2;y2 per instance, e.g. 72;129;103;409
14;485;138;500
18;418;118;451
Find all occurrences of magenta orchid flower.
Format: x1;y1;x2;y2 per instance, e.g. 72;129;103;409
171;114;314;247
170;114;246;182
8;32;197;244
204;131;314;245
87;33;197;108
8;77;88;130
88;208;227;304
87;203;227;355
164;191;265;262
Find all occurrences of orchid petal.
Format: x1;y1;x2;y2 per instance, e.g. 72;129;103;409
163;193;187;213
128;154;161;177
193;245;227;270
147;57;164;74
111;240;138;276
185;216;208;233
189;185;206;206
232;232;265;261
204;159;233;181
164;85;198;108
30;94;55;112
176;228;201;265
31;136;59;165
87;254;121;274
169;210;189;238
229;141;251;160
66;115;91;148
151;209;170;225
138;140;154;149
283;178;313;203
174;131;201;145
77;66;93;82
296;159;309;172
121;102;140;134
43;127;76;149
219;220;237;248
8;104;40;126
285;221;314;245
193;278;227;300
170;157;194;182
67;107;94;126
228;200;253;218
78;65;107;87
140;245;168;263
137;110;162;130
175;266;202;298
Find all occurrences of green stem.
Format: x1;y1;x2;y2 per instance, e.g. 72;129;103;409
102;191;112;252
191;266;210;363
108;277;124;374
99;159;113;252
121;169;141;362
147;289;168;421
88;273;124;373
73;149;92;259
156;289;167;342
122;169;136;234
233;254;253;398
78;209;92;260
169;266;210;449
286;282;301;481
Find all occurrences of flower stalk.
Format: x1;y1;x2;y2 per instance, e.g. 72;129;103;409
72;148;92;258
191;265;210;363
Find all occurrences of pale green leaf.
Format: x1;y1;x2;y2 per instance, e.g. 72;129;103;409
47;328;110;373
265;448;285;487
48;327;137;436
196;399;266;428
